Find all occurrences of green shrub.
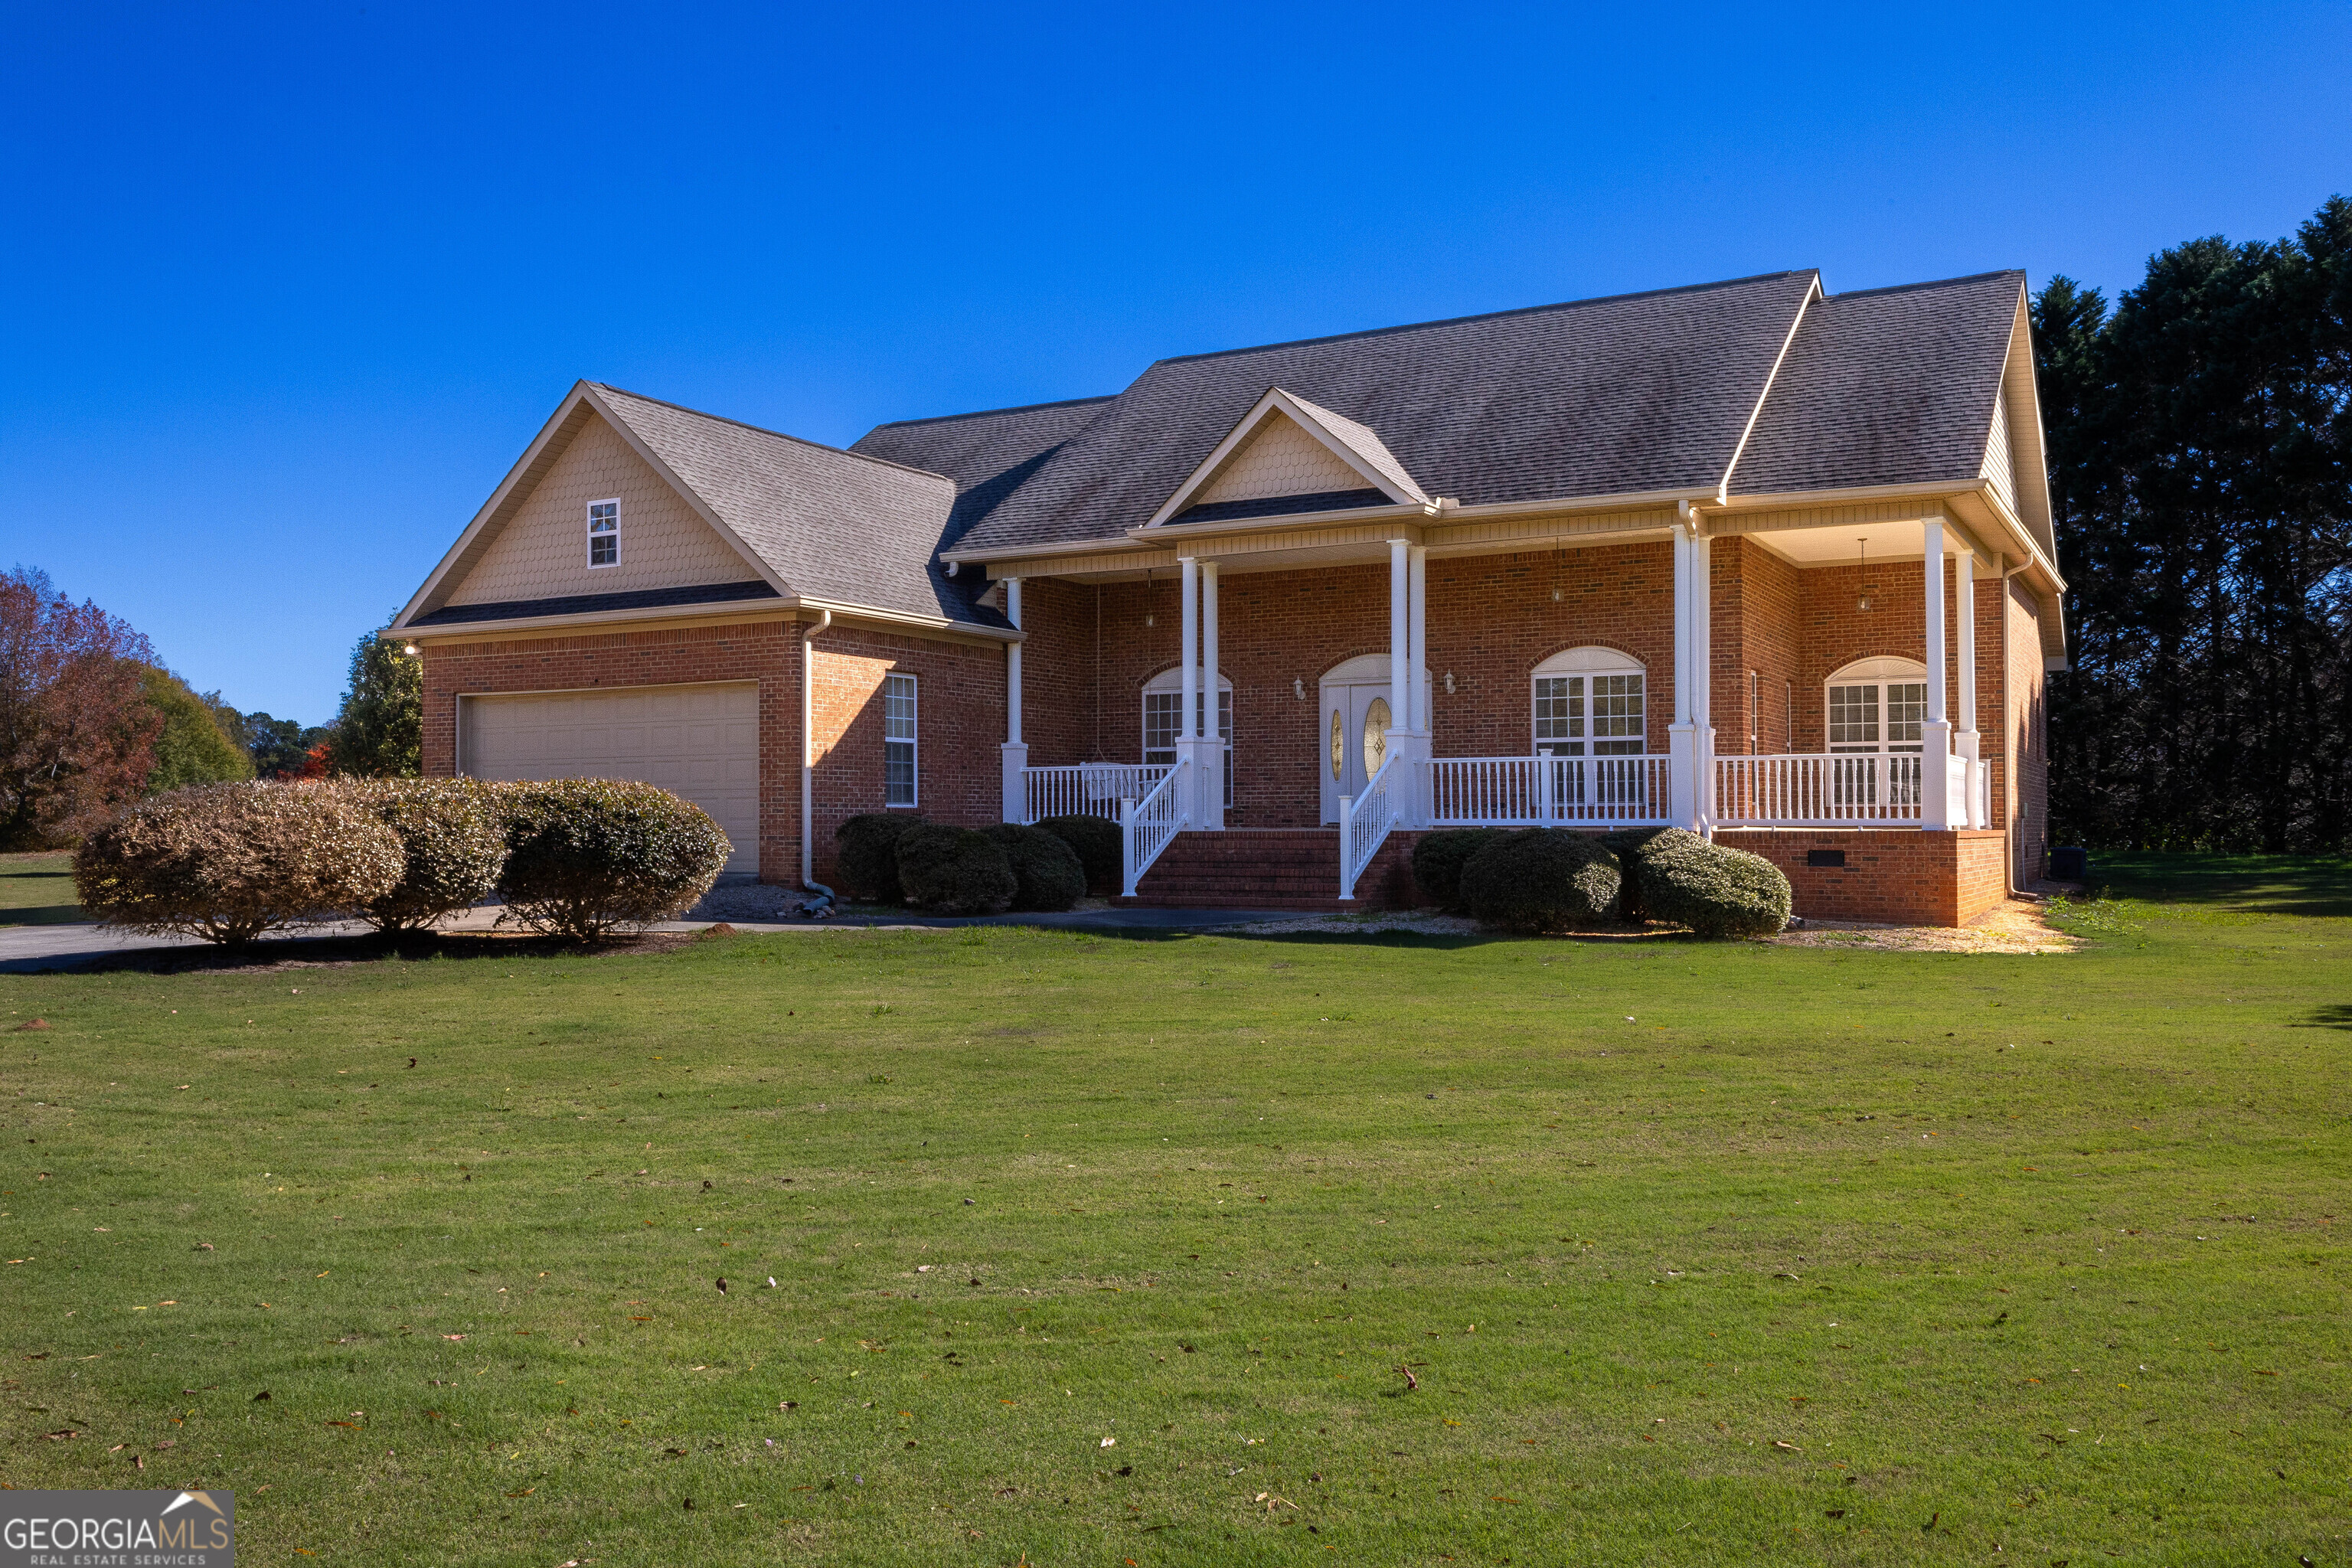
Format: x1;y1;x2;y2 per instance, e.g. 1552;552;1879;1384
834;813;926;902
74;781;403;945
894;825;1017;916
1459;828;1621;933
1599;826;1672;925
343;777;506;931
981;824;1086;912
496;779;731;940
1411;827;1510;911
1635;828;1792;939
1035;815;1120;897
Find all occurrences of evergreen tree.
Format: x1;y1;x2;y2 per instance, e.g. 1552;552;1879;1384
325;617;421;778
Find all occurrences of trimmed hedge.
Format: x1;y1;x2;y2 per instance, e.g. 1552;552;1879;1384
1459;828;1621;933
1635;828;1792;939
1035;815;1119;897
1599;826;1672;926
1411;827;1510;912
894;825;1018;916
344;777;506;932
74;781;404;945
981;823;1086;912
834;813;925;903
497;779;731;939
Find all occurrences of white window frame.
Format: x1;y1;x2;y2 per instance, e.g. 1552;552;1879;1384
1823;656;1929;755
1530;647;1647;757
884;672;918;808
1141;667;1233;808
586;498;621;569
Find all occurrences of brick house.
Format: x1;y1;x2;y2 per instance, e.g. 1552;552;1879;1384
393;268;2064;925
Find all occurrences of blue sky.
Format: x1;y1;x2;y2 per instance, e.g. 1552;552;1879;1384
5;2;2347;723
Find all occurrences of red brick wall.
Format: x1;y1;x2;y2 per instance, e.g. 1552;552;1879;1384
1720;828;2009;926
805;625;1008;884
418;616;1010;887
1712;537;1802;753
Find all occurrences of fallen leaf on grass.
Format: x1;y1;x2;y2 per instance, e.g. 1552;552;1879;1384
442;1334;466;1341
505;1488;533;1498
1772;1440;1801;1452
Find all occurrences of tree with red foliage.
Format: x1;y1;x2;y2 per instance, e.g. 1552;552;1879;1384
0;567;163;848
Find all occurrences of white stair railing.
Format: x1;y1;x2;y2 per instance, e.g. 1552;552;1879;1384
1119;756;1191;897
1423;755;1672;826
1338;752;1400;901
1021;763;1172;825
1713;753;1924;826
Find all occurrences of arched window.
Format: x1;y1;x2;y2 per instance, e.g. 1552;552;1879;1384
1531;647;1646;756
1824;657;1928;755
1142;667;1233;807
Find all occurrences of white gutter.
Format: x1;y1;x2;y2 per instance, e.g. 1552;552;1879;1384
800;609;832;893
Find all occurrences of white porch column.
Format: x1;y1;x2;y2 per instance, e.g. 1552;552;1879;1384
1179;557;1199;741
1172;555;1213;830
1955;550;1983;827
1404;544;1429;825
1387;538;1409;740
1694;531;1715;831
1198;560;1223;830
999;577;1027;822
1921;516;1956;830
1667;510;1700;829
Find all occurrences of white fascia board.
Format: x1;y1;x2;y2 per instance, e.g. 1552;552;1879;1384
403;594;1018;645
1715;273;1822;501
1142;387;1428;528
393;382;596;631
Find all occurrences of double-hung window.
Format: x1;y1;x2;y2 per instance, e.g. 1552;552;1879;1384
884;673;918;807
587;500;620;567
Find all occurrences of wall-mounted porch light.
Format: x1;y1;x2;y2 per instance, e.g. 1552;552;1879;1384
1443;672;1456;694
402;642;420;656
1292;678;1305;701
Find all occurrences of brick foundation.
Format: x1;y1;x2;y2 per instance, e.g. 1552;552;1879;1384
1717;828;2009;926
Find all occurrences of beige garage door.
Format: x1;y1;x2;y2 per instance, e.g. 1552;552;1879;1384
459;682;759;874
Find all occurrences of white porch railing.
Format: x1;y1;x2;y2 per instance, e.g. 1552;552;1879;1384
1423;755;1673;828
1119;757;1190;897
1022;763;1172;825
1714;753;1924;827
1338;753;1401;900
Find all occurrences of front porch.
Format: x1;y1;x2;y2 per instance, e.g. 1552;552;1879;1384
989;503;2023;924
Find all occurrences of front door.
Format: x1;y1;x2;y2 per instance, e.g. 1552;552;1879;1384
1319;683;1393;823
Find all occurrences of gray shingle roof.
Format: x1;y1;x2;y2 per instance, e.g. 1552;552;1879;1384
1729;272;2025;498
940;271;1823;555
849;394;1112;560
591;385;1008;629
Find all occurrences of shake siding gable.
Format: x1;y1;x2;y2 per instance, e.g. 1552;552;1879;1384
1194;413;1369;506
443;413;761;606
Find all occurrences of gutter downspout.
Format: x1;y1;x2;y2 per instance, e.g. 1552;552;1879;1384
1998;562;2028;897
800;609;832;894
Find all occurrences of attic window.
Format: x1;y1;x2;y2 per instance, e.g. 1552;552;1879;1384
587;500;619;567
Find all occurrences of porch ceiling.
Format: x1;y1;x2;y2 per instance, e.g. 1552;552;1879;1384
1738;517;1977;567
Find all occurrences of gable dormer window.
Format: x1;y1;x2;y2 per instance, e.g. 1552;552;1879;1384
587;500;619;567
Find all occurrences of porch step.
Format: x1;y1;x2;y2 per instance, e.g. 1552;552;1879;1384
1115;828;1424;911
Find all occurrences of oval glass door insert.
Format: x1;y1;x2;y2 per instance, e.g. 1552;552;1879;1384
1362;696;1390;775
1329;709;1344;780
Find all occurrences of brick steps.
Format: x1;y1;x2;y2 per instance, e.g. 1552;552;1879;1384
1116;829;1423;911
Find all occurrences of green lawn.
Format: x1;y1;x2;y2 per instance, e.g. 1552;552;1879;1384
0;851;80;926
0;855;2344;1566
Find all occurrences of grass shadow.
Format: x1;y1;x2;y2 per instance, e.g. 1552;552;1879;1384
2291;1004;2352;1031
2090;852;2352;916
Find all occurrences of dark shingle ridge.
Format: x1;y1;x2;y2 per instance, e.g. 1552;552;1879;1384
1824;269;2026;302
1148;270;1822;368
863;393;1117;433
589;382;953;485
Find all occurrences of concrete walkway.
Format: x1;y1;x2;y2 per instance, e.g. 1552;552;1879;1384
0;903;1303;972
